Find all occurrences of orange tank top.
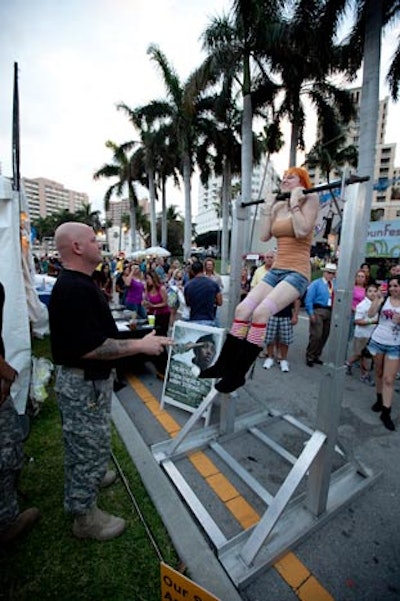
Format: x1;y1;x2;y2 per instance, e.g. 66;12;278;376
271;218;312;280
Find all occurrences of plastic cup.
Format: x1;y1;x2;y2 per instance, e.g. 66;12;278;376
148;315;155;327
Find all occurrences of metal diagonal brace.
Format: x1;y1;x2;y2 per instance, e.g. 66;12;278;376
239;430;326;566
165;388;219;458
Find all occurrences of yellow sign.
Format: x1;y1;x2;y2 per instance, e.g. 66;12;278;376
160;562;221;601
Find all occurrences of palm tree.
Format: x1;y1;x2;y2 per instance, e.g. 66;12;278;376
117;103;170;247
198;7;279;271
146;44;202;259
93;140;140;251
265;0;356;167
334;0;400;261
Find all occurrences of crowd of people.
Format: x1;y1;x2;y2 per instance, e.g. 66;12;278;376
4;165;400;550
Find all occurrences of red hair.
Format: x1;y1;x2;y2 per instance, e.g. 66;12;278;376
284;167;312;190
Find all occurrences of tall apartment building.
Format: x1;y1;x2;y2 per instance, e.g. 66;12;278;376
23;177;88;220
308;88;400;220
105;197;150;226
195;160;280;252
104;197;150;255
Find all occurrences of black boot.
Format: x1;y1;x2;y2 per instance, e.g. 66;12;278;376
371;393;383;412
380;406;395;431
199;334;242;379
215;339;261;394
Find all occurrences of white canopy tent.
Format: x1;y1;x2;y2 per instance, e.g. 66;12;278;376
0;175;49;413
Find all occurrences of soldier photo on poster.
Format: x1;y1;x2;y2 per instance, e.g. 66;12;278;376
162;321;224;415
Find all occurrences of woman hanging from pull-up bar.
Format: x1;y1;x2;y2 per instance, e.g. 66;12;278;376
199;166;319;393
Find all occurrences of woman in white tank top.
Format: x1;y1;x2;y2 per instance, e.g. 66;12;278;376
367;276;400;431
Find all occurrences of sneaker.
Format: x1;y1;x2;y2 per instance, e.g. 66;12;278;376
262;357;274;370
345;362;352;375
360;374;374;386
280;360;290;373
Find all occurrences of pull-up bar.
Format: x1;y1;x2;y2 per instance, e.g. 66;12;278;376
241;174;370;207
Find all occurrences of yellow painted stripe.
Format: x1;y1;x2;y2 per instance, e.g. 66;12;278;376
206;473;239;502
127;376;334;601
189;452;219;477
274;552;311;588
225;497;260;529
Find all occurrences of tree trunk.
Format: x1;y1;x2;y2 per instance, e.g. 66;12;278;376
148;168;157;246
161;177;167;248
129;204;137;252
289;123;299;168
221;158;231;275
182;154;192;260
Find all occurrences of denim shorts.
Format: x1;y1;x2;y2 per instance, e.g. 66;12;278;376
263;268;309;297
367;339;400;360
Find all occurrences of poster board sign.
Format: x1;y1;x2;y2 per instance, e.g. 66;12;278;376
365;219;400;258
160;562;221;601
161;321;224;424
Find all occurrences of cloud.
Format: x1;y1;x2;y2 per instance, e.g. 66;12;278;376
1;0;399;217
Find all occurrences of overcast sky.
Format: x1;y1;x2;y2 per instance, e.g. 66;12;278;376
1;0;399;216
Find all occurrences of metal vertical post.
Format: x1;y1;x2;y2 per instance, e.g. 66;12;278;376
227;197;250;328
306;181;368;515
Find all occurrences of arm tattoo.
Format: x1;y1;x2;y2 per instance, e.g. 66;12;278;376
88;338;132;360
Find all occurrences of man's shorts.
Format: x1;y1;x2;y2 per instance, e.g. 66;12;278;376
353;336;369;356
265;316;294;345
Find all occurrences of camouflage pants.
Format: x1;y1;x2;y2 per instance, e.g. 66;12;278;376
55;367;115;515
0;397;24;531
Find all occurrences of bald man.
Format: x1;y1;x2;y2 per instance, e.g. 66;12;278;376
49;223;171;541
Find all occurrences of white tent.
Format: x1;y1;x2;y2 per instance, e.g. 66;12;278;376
130;246;171;259
0;176;48;413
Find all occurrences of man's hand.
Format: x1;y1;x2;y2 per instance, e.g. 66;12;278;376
0;356;17;382
139;330;173;356
1;378;13;406
0;358;17;406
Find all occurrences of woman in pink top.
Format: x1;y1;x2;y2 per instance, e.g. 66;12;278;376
349;269;367;340
143;270;170;336
200;167;319;392
123;263;147;319
352;270;367;310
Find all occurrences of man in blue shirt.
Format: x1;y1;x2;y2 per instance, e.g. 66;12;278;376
304;262;337;366
184;261;223;326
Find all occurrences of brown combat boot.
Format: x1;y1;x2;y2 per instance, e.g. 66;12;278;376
99;469;117;489
72;506;126;541
0;507;40;545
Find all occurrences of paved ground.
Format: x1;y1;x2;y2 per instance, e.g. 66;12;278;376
112;308;400;601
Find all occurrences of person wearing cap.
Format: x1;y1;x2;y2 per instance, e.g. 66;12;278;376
304;262;337;366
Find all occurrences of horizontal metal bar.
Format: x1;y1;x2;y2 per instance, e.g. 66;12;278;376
210;441;274;506
162;459;228;549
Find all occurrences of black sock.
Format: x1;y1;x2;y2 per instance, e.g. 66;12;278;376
377;392;383;403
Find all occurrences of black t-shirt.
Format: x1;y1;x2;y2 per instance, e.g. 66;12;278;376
275;303;294;318
0;282;5;357
49;269;118;378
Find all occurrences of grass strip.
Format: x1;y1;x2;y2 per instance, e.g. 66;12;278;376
0;336;179;601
